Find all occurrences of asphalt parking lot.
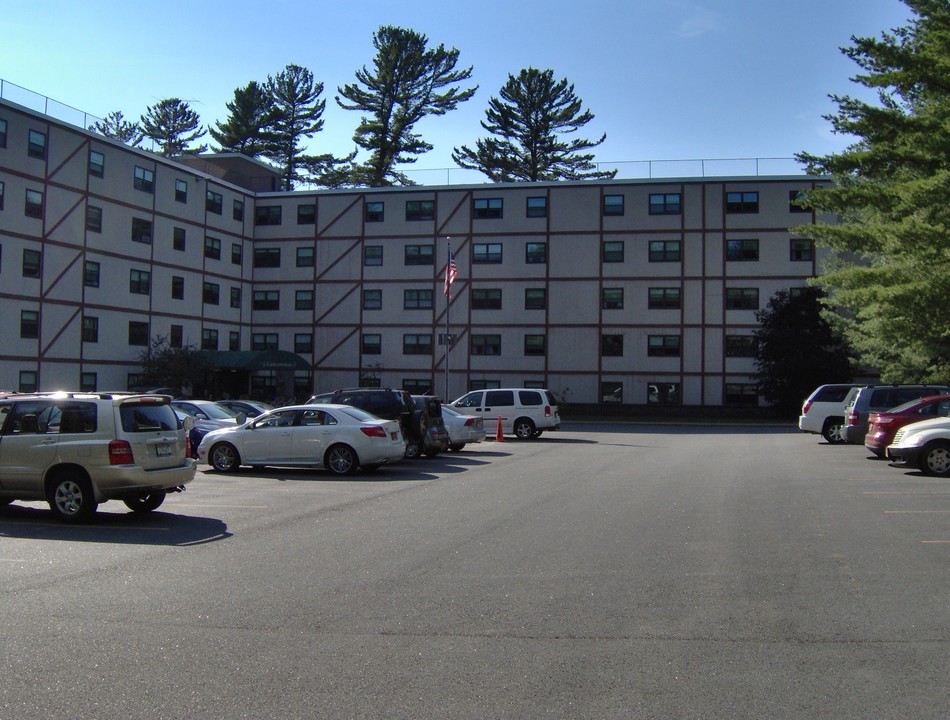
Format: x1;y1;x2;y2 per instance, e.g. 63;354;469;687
1;422;949;719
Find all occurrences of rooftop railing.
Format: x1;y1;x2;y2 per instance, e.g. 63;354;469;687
2;78;806;185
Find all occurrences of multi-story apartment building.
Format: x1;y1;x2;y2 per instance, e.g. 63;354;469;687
0;96;832;410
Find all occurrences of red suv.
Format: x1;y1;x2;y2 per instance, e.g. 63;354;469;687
865;395;950;457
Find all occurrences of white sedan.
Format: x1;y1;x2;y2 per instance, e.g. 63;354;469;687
441;405;486;451
197;404;405;475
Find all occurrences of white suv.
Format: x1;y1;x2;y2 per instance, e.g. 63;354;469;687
449;388;560;439
0;392;196;522
798;384;864;443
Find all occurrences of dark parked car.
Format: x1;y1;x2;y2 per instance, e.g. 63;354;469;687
215;399;275;419
842;384;950;444
864;394;950;457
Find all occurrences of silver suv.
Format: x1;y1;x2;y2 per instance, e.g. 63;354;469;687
0;392;196;522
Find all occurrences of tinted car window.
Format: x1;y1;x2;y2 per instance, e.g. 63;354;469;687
6;401;56;434
455;392;482;408
58;402;97;433
815;386;854;403
518;391;543;406
485;391;515;406
120;403;178;432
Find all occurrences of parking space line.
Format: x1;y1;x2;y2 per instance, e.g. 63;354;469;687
864;491;950;495
921;540;950;544
884;510;950;514
170;503;267;509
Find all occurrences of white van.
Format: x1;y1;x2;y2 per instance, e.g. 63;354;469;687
449;388;560;439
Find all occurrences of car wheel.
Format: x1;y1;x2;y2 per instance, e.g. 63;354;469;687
919;441;950;476
404;442;422;459
513;417;536;440
821;417;846;444
326;444;358;476
532;430;544;438
210;443;241;473
449;442;465;452
123;491;166;513
47;471;98;523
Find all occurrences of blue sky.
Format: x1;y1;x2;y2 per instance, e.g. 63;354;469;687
3;0;914;181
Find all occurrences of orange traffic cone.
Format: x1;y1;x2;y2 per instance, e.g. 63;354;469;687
495;415;505;442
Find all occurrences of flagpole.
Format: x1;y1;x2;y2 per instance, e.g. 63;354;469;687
444;238;451;401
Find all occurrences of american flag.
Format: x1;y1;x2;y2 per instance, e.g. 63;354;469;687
443;250;458;298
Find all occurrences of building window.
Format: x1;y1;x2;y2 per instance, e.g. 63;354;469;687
525;288;546;310
602;288;624;310
253;248;281;268
524;334;546;356
603;194;624;216
233;199;244;221
404;288;433;310
403;334;433;355
231;243;242;265
649;240;681;262
82;316;99;343
648;335;681;357
252;290;279;311
171;275;185;300
204;236;221;260
28;129;46;159
20;310;39;339
131;217;152;244
252;333;279;351
726;191;759;213
362;333;382;355
648;287;682;309
170;325;183;348
86;205;102;232
473;198;503;219
80;372;97;392
526;242;546;264
470;288;501;310
602;382;623;403
0;180;4;210
88;150;105;178
649;383;680;404
18;371;38;393
175;179;188;203
0;118;6;148
362;289;382;310
83;260;100;287
406;200;434;221
789;190;810;213
526;196;547;218
473;243;502;264
364;245;383;266
297;204;315;225
601;334;624;357
206;190;223;214
130;269;151;295
602;241;624;263
725;288;759;310
201;329;219;351
790;238;814;261
725;383;759;405
230;286;241;309
228;331;240;351
295;290;314;310
134;166;154;193
203;282;220;305
727;238;759;261
649;193;682;215
471;334;501;356
255;205;282;226
294;333;312;354
23;249;42;278
128;321;149;346
365;201;384;222
405;244;434;265
173;227;186;251
25;189;43;218
296;246;315;268
725;335;758;357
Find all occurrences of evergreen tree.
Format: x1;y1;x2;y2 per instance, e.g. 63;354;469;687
797;0;950;382
336;26;477;187
140;98;208;156
754;288;854;416
138;335;211;394
452;67;616;182
89;110;142;146
209;81;273;156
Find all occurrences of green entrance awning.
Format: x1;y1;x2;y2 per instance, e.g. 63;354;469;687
202;350;311;371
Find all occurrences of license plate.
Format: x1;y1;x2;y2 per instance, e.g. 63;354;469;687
156;444;172;457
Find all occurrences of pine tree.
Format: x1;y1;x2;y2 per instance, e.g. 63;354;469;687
89;110;142;146
209;81;273;156
452;67;616;182
336;26;477;187
140;98;207;156
797;0;950;382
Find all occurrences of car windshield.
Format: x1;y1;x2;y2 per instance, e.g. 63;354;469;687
887;398;929;414
192;403;237;420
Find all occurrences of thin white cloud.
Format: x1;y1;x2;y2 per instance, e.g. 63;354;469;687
665;1;722;39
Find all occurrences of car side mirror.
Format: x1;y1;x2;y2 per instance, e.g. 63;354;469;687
236;412;247;425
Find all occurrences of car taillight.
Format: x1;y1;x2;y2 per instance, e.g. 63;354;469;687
360;426;387;438
875;416;895;425
464;418;475;427
186;435;192;457
846;410;859;426
802;400;813;414
109;440;134;465
544;405;551;417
